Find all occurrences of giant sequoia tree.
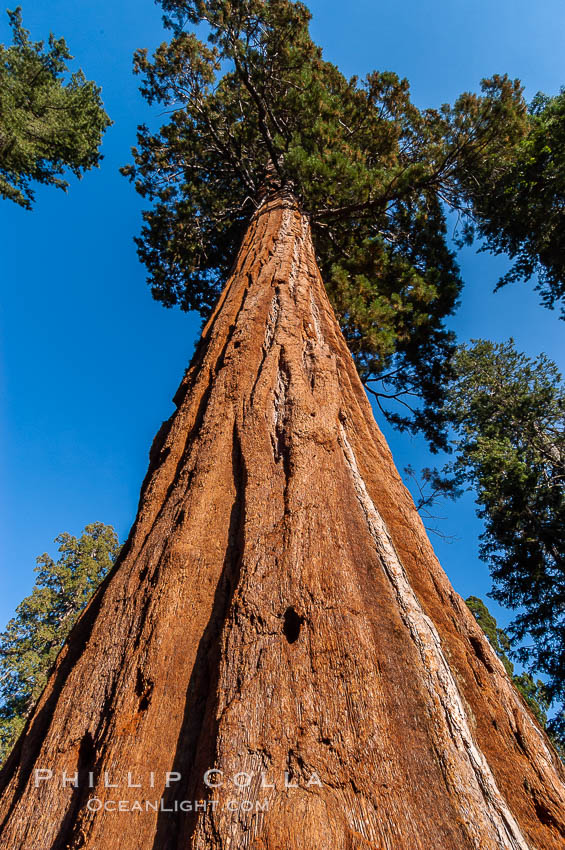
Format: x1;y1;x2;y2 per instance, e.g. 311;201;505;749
1;2;565;848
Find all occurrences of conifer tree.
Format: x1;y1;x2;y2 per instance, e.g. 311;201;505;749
0;7;110;208
2;191;564;850
124;0;565;757
0;524;120;765
2;4;565;847
448;342;565;710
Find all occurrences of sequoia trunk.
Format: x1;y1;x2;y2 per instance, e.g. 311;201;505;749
1;194;564;850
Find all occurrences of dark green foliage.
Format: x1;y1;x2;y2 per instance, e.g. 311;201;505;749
450;342;564;725
458;90;565;318
0;7;111;208
123;0;531;450
413;343;564;753
0;523;120;765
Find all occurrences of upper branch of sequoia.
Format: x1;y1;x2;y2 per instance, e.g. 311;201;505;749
122;0;562;449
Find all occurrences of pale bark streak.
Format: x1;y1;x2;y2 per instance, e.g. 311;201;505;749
339;423;531;850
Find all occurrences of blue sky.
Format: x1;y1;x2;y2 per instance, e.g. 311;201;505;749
1;0;564;637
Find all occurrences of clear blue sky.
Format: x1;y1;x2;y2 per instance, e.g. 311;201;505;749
1;0;564;636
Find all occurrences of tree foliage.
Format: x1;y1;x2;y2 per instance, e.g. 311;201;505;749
0;523;120;765
0;7;111;208
122;0;533;450
449;342;564;714
458;89;565;318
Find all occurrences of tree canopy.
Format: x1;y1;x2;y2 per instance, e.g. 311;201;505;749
0;523;120;765
0;6;111;208
122;0;537;450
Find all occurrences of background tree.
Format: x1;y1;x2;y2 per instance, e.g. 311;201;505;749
0;523;120;765
122;0;534;451
0;6;111;208
435;341;564;743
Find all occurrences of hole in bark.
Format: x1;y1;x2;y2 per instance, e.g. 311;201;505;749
283;607;304;644
136;669;145;695
513;725;528;755
233;340;241;349
469;635;495;672
135;669;153;712
532;794;561;829
79;730;95;766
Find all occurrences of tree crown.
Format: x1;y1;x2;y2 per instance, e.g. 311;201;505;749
123;0;531;450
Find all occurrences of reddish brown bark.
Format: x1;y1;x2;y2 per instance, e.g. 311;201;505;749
1;194;564;849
